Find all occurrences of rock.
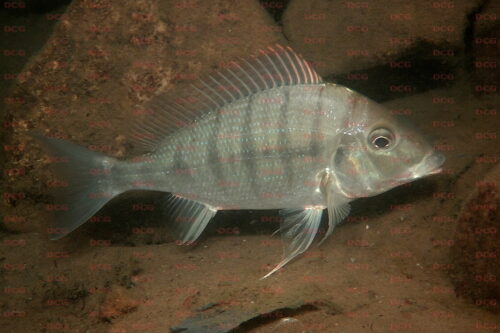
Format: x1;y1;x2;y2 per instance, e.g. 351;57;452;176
1;0;284;235
474;0;499;35
471;0;499;96
449;164;499;313
99;286;138;320
282;0;484;76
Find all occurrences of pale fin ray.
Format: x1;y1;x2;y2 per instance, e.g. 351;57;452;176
225;67;252;96
292;49;308;83
253;55;273;89
241;58;267;90
319;203;350;245
260;49;285;86
281;47;301;84
29;132;120;240
261;208;324;279
218;71;244;99
130;45;322;151
191;83;221;109
200;78;227;106
318;170;351;245
208;75;235;102
272;46;293;84
162;194;218;244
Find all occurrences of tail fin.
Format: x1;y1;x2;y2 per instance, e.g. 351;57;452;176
31;132;119;239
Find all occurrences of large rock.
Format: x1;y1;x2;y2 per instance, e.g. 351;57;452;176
471;0;499;96
449;164;499;313
474;0;499;35
282;0;484;76
1;0;284;235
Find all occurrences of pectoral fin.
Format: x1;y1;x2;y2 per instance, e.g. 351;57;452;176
261;208;324;279
319;170;351;244
319;203;350;245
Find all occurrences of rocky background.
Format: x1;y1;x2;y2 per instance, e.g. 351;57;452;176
0;0;498;332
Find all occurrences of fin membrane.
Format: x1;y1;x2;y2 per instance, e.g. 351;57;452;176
30;132;117;240
131;44;323;151
262;208;324;279
162;194;217;244
320;203;350;245
318;169;351;244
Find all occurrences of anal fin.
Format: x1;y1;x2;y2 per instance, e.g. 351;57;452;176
163;194;217;245
261;208;324;279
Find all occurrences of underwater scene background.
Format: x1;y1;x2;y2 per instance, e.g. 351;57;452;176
0;0;498;332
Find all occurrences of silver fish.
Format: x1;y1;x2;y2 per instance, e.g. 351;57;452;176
32;45;445;278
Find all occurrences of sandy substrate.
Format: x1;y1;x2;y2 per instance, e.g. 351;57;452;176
1;78;498;332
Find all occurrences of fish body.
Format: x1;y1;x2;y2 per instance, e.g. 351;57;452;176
116;84;349;209
32;46;445;278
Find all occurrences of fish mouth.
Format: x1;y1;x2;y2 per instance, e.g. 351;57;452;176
385;152;445;188
413;151;445;177
395;151;445;183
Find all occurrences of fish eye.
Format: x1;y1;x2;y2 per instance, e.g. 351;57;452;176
369;128;394;150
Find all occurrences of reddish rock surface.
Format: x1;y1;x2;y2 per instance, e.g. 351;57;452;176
282;0;485;75
450;164;499;313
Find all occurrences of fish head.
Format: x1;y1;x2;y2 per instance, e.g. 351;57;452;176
331;90;445;199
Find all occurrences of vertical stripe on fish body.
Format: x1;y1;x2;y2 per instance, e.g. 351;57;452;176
120;84;354;210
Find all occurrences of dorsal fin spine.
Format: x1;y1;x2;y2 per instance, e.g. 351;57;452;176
305;59;315;83
282;48;300;85
235;60;260;91
291;49;308;83
254;55;273;90
218;71;243;100
262;49;284;88
226;67;252;96
241;58;266;90
267;46;287;79
208;75;233;102
130;45;324;151
200;78;225;107
210;73;234;102
191;83;219;109
272;46;293;84
172;104;192;121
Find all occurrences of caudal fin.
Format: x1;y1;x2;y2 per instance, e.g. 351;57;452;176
31;132;119;239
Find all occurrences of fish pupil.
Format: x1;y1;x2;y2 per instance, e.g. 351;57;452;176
373;136;390;148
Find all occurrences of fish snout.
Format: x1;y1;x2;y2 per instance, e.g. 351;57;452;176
413;151;446;177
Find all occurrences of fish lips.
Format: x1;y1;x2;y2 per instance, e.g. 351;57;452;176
378;152;445;190
410;151;446;178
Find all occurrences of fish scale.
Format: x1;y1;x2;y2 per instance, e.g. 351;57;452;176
32;45;444;278
116;85;344;209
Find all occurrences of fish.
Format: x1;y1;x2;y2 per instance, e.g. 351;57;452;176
31;45;445;278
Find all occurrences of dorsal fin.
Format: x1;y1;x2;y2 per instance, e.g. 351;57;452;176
130;45;323;151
